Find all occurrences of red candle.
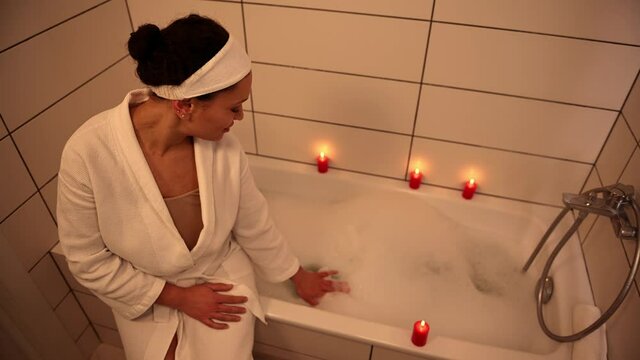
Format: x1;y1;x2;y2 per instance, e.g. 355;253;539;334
462;178;477;199
409;168;423;189
317;152;329;173
411;320;429;346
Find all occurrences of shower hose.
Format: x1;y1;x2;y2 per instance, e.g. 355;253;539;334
522;186;640;342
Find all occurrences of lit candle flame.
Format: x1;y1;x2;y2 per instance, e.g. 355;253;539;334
420;320;425;327
319;151;326;160
414;168;420;175
469;178;475;185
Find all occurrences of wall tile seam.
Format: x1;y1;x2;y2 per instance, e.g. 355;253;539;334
249;153;565;209
620;68;640;115
251;62;620;113
242;1;431;22
252;109;595;165
0;191;38;224
432;20;640;48
31;252;71;308
615;146;638;185
27;240;64;273
592;116;624;173
0;0;112;55
0;172;58;224
574;213;598;306
620;113;640;146
2;121;58;225
239;0;260;154
9;55;130;135
55;291;92;342
76;324;97;345
404;0;437;180
68;290;98;342
241;2;640;48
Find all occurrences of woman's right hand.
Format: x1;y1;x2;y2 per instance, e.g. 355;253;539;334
157;282;248;329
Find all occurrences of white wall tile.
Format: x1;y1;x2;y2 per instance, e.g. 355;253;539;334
246;0;433;19
245;5;429;82
577;168;602;243
0;0;105;50
13;58;141;187
0;137;36;220
75;292;117;329
29;254;70;308
415;86;616;162
623;77;640;142
424;23;640;109
252;64;419;134
583;217;631;308
231;111;256;153
606;289;640;360
255;114;411;178
0;0;132;131
255;320;371;360
596;116;637;185
76;326;100;359
41;177;58;221
55;293;90;340
94;325;123;348
0;196;58;270
128;0;245;47
409;138;591;205
619;147;640;285
52;243;91;293
434;0;640;46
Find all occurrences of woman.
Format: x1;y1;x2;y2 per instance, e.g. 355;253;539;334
57;14;337;359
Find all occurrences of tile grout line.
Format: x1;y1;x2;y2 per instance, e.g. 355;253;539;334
241;2;640;48
251;61;620;113
0;0;113;54
9;55;129;135
251;110;594;165
240;0;260;154
404;0;437;181
250;153;564;209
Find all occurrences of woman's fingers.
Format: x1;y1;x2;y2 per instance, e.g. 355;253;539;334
317;270;339;278
217;304;247;314
209;312;242;322
204;282;234;292
206;318;230;330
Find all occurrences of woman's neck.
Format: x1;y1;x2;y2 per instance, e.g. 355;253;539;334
130;97;191;156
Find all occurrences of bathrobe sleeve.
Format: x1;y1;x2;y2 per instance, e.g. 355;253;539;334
231;151;300;283
57;145;166;320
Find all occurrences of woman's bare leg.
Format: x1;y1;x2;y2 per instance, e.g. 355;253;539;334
164;334;178;360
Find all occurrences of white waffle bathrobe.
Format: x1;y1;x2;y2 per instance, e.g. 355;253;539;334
57;90;300;359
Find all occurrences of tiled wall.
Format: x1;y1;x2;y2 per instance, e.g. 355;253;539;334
0;0;136;357
580;74;640;359
1;0;639;359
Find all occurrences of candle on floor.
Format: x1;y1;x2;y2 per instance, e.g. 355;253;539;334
411;320;429;346
317;151;329;173
462;178;477;199
409;168;423;189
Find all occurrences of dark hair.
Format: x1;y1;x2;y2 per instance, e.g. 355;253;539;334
127;14;229;89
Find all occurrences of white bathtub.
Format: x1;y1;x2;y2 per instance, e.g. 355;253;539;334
248;155;602;360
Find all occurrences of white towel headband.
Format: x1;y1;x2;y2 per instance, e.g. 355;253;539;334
149;36;251;100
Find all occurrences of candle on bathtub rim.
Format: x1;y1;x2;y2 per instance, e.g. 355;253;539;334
317;151;329;173
462;178;477;199
411;320;429;346
409;168;423;189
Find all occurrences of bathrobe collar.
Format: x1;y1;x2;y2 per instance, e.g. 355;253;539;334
111;89;216;259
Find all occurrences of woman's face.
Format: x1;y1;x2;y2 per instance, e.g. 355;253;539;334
189;72;252;141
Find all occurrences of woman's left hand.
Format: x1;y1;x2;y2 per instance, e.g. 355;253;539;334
290;267;340;306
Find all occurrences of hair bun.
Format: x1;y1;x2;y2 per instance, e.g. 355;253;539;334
128;24;163;62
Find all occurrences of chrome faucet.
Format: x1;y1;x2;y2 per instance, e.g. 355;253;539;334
563;184;637;239
522;183;639;342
